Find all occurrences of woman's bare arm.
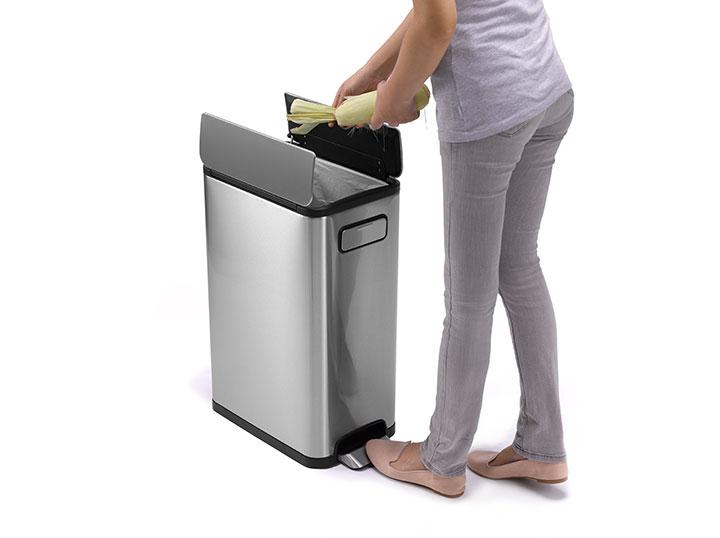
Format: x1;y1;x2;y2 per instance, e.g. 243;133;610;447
331;11;414;111
363;10;415;85
370;0;457;128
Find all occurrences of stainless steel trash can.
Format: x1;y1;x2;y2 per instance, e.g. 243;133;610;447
200;96;401;469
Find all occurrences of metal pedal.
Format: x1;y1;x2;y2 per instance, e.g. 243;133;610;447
337;436;388;470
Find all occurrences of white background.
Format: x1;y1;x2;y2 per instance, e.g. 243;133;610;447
2;1;718;536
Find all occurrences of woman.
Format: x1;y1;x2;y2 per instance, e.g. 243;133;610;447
334;0;573;497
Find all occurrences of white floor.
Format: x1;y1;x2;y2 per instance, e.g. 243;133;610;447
3;291;714;536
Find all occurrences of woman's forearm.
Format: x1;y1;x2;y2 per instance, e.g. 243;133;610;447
385;0;456;103
363;10;414;82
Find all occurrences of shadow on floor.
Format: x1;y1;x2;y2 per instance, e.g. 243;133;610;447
190;369;212;400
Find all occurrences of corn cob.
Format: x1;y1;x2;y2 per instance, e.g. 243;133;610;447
288;84;431;134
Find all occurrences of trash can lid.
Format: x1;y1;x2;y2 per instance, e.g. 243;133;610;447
200;113;316;207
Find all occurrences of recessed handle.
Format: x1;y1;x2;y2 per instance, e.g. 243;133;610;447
339;215;388;253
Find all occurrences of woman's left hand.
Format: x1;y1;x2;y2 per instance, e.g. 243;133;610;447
369;80;420;130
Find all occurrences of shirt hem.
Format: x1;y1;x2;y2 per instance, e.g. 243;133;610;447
437;80;573;143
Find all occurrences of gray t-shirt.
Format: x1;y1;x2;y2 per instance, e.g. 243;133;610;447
431;0;571;142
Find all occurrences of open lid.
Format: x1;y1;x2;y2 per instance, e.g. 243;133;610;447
200;113;316;206
285;93;403;181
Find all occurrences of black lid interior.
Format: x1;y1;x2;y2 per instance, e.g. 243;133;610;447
285;92;403;181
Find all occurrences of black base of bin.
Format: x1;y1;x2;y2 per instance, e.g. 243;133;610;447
212;400;395;469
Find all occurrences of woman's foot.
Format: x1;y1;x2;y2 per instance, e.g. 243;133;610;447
365;439;466;497
468;446;568;484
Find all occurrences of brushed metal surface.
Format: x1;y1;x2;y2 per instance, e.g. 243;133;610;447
200;113;316;206
205;176;329;457
322;198;398;448
205;174;398;459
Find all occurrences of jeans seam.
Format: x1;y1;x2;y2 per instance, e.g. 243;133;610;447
512;441;566;461
499;289;528;430
426;142;455;467
421;452;466;478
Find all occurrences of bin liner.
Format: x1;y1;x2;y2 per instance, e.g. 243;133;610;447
308;159;386;209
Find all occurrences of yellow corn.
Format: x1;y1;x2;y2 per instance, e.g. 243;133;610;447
288;84;431;134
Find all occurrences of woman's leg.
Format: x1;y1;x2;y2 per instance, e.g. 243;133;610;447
499;92;574;462
420;130;536;477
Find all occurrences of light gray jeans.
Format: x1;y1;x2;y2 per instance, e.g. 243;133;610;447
420;89;574;478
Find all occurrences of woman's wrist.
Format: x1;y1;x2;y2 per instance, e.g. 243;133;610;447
361;61;390;86
382;73;417;106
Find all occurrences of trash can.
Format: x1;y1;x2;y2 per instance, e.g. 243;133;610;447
200;95;400;469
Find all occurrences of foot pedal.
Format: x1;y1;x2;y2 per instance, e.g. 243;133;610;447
338;436;388;470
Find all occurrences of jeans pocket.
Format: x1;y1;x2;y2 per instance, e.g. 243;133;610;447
497;118;532;138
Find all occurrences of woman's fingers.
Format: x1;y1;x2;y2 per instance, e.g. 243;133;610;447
329;87;347;127
332;88;346;109
329;91;340;127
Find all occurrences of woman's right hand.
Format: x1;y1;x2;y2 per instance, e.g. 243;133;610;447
329;66;381;127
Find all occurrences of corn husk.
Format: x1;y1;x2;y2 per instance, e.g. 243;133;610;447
288;84;431;134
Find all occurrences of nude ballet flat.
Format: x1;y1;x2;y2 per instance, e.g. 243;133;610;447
468;446;568;484
365;439;466;498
